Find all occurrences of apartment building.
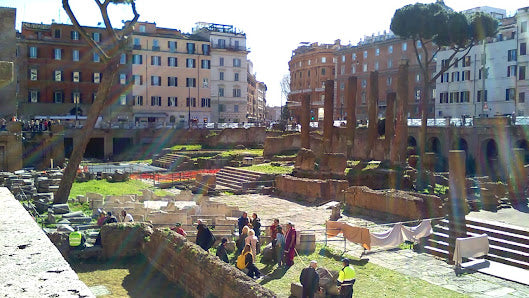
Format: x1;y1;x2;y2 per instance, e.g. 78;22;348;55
193;23;248;123
16;21;130;121
288;40;340;122
256;81;267;122
130;22;211;126
246;60;267;123
436;7;529;117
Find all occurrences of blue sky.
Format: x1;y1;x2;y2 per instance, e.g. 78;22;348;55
2;0;528;107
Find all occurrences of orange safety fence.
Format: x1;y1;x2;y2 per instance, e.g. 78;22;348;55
130;169;221;182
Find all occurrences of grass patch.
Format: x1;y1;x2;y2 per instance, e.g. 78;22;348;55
70;180;170;199
257;245;466;297
218;149;264;158
170;144;202;151
244;163;294;174
127;159;153;164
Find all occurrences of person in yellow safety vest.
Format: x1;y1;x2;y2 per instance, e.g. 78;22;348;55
337;258;356;298
69;227;86;250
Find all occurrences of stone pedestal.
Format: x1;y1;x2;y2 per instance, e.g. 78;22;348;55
367;71;379;157
323;80;334;153
319;153;347;176
448;150;468;262
301;94;311;149
509;148;527;207
391;60;409;166
346;76;358;159
295;148;316;171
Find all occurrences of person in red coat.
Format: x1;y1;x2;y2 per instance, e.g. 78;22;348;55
284;221;297;267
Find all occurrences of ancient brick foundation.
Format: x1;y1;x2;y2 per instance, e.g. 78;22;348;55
275;175;348;203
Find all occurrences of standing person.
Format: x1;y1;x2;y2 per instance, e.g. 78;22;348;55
276;226;286;266
69;227;86;250
196;221;215;251
245;229;259;259
337;258;356;298
300;261;320;298
284;221;297;267
121;210;134;222
96;210;107;227
170;222;187;237
270;218;280;244
251;213;262;254
237;225;250;255
216;238;229;263
238;212;249;234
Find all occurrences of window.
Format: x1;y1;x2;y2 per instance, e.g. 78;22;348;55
363;63;368;72
451;72;460;82
54;48;62;60
439;92;448;104
507;65;517;77
92;32;101;42
321;57;326;63
72;49;80;61
139;24;146;32
521;43;527;56
402;42;407;51
361;92;366;104
70;30;79;40
341;65;345;74
134;95;143;106
363;51;368;58
29;46;37;58
54;29;61;38
386;76;392;86
133;75;143;85
308;59;311;65
73;71;81;83
151;96;161;106
508;49;517;61
449;92;459;103
29;90;39;103
351;65;356;74
340;82;345;90
133;37;140;49
92;93;97;103
361;79;367;88
218;87;224;97
460;91;470;103
477;90;488;102
120;53;126;64
521;21;528;33
151;56;161;66
168;76;178;87
506;88;515;101
341;55;346;62
234;105;239;112
201;98;211;107
186;97;196;107
234;73;239;81
415;89;421;101
186;42;195;54
322;68;326;75
54;91;64;103
168;41;177;52
30;68;38;81
93;52;100;62
374;61;379;71
219;71;224;80
119;95;126;105
151;76;161;86
233;58;241;67
520;92;526;103
417;40;422;48
219;57;224;66
388;45;393;54
201;59;211;69
217;39;226;49
388;59;393;68
520;66;527;80
202;44;210;55
186;58;196;68
463;56;471;67
375;48;380;56
186;78;196;87
119;73;126;85
168;97;177;107
441;73;449;83
152;39;159;50
462;70;470;81
93;72;100;83
233;88;241;97
168;57;177;67
72;92;81;104
54;70;63;82
132;54;143;64
202;78;209;88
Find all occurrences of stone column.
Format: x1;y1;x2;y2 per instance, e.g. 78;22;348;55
448;150;467;262
300;94;311;149
323;80;334;153
367;71;379;157
346;76;358;159
385;92;396;150
390;60;409;166
509;148;526;207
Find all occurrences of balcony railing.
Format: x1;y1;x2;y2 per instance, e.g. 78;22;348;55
211;45;246;51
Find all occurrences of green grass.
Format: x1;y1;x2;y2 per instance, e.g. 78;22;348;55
218;148;264;158
257;245;466;297
127;159;153;164
244;163;294;174
170;144;202;151
70;180;170;199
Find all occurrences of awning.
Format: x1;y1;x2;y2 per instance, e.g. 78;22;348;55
134;113;167;118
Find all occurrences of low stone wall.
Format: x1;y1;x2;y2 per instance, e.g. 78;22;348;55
263;133;300;157
343;186;444;220
100;224;275;297
275;175;348;203
206;127;267;148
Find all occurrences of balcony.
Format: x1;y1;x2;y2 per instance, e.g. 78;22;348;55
133;44;141;50
212;45;247;51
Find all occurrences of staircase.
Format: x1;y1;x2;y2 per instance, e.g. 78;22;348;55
424;218;529;270
152;152;187;170
215;167;265;192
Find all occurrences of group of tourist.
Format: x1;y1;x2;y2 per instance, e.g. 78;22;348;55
92;209;133;246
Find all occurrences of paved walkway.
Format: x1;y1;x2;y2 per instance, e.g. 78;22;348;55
211;194;529;297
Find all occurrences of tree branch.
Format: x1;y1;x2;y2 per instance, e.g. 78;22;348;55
412;38;426;75
427;47;441;65
119;1;140;40
95;0;120;44
62;0;109;60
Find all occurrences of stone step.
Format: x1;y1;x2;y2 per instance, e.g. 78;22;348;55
216;171;258;183
423;245;449;258
215;177;244;187
438;219;529;245
466;217;529;238
222;167;263;178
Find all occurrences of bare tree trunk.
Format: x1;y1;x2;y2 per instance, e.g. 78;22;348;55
53;55;120;203
417;78;430;190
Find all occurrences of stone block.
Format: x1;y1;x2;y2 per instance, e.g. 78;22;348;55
86;192;103;201
295;148;316;171
319;153;347;176
52;203;70;214
62;211;84;218
193;173;216;194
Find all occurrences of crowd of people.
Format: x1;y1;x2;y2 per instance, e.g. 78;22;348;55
0;117;60;132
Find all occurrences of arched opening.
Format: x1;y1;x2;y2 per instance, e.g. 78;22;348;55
453;138;475;175
515;139;529;163
427;137;441;154
481;139;499;179
377;118;385;137
407;136;417;156
169;116;176;123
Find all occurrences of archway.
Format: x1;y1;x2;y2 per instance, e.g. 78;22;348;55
407;136;417;155
515;139;529;163
427;137;441;154
481;139;499;179
453;138;475;175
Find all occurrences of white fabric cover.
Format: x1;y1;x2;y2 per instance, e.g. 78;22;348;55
369;219;433;248
453;234;489;265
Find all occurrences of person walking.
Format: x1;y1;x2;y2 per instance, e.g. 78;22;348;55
300;261;320;298
216;238;229;263
238;212;249;234
245;229;259;259
284;221;297;267
276;226;286;266
337;258;356;298
196;221;215;251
